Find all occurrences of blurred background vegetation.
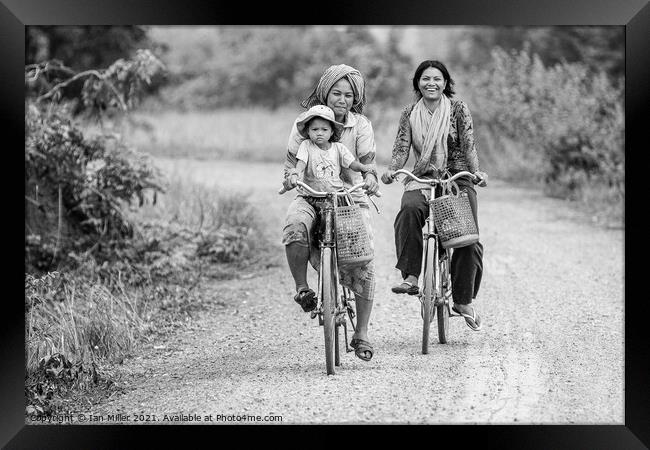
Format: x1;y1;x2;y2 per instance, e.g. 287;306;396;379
25;25;624;204
24;25;624;417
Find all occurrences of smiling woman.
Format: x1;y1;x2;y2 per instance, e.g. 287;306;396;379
417;66;451;103
381;59;488;327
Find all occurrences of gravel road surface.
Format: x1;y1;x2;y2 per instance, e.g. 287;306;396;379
87;159;624;425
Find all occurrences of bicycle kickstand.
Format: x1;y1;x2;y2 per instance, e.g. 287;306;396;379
343;321;354;353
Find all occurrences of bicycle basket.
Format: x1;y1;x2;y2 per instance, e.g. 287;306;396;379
335;194;373;267
431;181;479;249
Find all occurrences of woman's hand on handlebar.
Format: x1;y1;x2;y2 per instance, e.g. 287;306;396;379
363;172;380;195
381;170;396;184
473;171;488;187
282;173;299;191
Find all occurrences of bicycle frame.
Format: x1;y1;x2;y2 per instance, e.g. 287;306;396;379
422;186;453;308
392;169;476;353
280;181;378;374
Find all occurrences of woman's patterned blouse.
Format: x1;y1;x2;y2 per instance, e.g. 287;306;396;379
388;98;480;175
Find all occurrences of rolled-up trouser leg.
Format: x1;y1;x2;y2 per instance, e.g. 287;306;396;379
449;176;484;305
282;196;318;291
394;190;428;279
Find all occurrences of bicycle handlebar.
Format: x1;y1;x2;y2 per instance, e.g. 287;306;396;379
278;180;382;198
392;169;480;186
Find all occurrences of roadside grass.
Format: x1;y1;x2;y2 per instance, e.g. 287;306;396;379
25;269;151;417
26;272;150;374
118;107;298;162
25;173;278;419
131;174;280;276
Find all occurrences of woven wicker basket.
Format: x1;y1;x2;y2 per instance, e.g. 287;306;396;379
335;195;373;267
431;182;479;249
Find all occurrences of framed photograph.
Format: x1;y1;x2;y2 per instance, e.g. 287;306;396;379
8;0;647;447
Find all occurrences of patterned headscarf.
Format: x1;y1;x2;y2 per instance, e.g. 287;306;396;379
300;64;367;114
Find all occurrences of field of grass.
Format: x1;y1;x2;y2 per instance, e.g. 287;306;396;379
117;106;538;179
114;106;403;166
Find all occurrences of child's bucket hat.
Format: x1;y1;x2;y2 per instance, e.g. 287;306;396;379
295;105;344;138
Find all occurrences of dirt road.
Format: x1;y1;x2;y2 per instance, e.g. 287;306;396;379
88;159;624;424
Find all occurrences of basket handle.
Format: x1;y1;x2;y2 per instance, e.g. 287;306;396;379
444;180;461;197
338;191;354;208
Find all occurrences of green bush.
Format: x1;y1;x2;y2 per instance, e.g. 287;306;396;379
25;50;166;273
131;176;271;275
466;47;624;205
24;49;279;420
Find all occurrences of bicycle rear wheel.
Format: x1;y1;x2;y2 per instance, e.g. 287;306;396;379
421;238;436;354
321;247;336;375
437;249;453;343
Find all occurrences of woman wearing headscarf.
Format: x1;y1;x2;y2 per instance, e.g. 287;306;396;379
281;64;379;361
381;60;488;331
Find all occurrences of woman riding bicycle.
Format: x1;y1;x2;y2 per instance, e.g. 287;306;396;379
282;64;379;361
381;60;487;331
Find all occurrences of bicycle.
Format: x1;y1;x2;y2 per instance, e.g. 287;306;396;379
279;181;380;375
388;169;483;354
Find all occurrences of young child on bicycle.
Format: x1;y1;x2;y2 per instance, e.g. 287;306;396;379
287;105;372;192
284;104;373;312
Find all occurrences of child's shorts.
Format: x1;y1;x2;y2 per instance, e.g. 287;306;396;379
282;195;375;301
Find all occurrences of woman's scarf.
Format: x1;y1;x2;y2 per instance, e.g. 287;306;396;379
300;64;366;114
409;94;451;177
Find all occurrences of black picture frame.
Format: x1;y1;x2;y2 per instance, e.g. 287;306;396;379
5;0;647;447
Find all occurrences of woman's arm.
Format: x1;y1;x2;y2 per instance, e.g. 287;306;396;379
283;121;306;178
381;105;413;184
388;105;413;171
353;115;379;194
283;121;307;190
456;101;480;174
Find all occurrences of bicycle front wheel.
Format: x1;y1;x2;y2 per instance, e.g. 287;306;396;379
421;238;436;355
321;247;336;375
437;251;451;343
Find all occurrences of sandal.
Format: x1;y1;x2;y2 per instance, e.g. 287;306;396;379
350;338;374;361
451;305;482;331
391;281;419;296
294;288;317;312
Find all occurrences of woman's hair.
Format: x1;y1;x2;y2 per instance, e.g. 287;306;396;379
412;60;456;99
303;117;341;143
